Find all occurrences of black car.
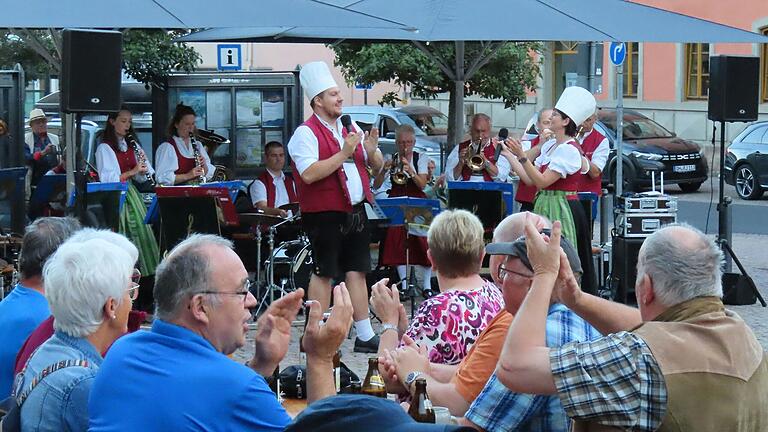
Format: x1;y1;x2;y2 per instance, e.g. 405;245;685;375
724;121;768;200
594;109;708;192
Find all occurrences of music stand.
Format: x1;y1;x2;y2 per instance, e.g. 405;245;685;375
447;181;514;239
377;197;441;316
29;174;67;219
67;182;128;231
0;168;27;235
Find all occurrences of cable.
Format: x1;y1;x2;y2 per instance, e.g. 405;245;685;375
704;122;718;234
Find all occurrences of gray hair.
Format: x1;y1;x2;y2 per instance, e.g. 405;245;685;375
153;234;234;320
637;223;724;306
67;228;139;264
471;113;491;126
395;124;415;140
493;212;551;243
44;238;134;337
19;217;81;279
536;108;553;129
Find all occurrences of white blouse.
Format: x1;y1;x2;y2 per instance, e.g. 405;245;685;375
155;136;215;186
534;139;582;178
95;139;155;184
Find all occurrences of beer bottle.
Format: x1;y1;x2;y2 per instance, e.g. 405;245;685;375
333;350;341;394
361;357;387;398
408;378;435;423
268;364;280;397
299;334;306;365
350;380;362;394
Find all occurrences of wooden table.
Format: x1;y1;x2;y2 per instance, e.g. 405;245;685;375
282;398;308;418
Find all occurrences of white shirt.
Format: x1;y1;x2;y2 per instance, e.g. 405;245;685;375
250;169;293;208
445;142;511;182
287;113;380;205
154;136;215;186
534;139;582;178
578;129;610;172
378;151;431;193
95;139;155;183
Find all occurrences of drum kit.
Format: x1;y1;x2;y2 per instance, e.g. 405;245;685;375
0;233;22;299
240;203;313;316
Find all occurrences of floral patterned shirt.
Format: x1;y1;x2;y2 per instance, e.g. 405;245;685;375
404;279;505;365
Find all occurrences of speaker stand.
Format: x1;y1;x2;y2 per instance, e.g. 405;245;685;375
716;121;765;307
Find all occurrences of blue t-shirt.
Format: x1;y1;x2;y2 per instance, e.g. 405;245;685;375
0;284;50;398
88;319;290;431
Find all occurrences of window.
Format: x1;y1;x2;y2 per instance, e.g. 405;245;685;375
743;126;768;144
685;43;710;100
761;27;768;102
624;42;640;97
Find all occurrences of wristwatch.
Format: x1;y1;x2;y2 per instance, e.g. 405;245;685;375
404;371;424;391
518;156;528;164
380;323;398;336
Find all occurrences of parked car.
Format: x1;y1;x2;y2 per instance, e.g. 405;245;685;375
343;105;448;173
526;108;708;192
724;121;768;200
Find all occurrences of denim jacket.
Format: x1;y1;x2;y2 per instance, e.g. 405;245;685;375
15;331;103;432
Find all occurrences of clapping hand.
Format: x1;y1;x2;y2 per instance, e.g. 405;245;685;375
251;289;304;376
524;215;562;277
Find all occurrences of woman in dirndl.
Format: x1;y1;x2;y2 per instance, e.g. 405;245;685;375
95;107;160;277
502;86;598;294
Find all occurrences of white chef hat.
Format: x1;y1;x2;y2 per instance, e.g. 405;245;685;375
300;61;339;101
555;86;596;127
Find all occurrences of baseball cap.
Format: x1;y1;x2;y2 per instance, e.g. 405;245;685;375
285;394;474;432
485;232;582;275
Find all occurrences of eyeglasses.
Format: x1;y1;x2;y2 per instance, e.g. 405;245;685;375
498;264;533;281
198;279;252;304
126;269;141;301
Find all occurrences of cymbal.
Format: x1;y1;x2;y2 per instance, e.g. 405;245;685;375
279;203;301;214
239;213;287;227
0;235;22;246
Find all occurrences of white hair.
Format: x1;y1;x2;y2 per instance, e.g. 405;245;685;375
637;223;724;306
67;228;139;263
44;238;134;337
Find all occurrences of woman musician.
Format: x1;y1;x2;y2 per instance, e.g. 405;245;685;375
155;104;216;186
95;107;160;277
501;86;597;295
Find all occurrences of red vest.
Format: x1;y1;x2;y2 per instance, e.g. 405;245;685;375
108;142;138;176
541;140;583;199
515;136;540;204
292;115;374;213
388;152;426;198
258;171;298;208
459;139;498;181
170;138;196;175
578;130;606;196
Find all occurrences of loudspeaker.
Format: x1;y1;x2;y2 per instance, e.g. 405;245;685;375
61;29;123;113
707;55;759;123
611;235;645;305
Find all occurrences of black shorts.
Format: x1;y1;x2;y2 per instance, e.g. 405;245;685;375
302;204;372;279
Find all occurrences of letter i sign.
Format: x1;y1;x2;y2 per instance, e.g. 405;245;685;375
217;44;242;71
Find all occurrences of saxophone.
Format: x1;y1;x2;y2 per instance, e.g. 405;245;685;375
191;137;207;184
126;131;154;187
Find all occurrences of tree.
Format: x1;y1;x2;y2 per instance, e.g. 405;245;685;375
0;29;200;89
331;41;541;147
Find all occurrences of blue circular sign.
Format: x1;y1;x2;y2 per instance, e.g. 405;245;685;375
609;42;627;66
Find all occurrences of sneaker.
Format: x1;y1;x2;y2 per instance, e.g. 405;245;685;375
353;334;380;353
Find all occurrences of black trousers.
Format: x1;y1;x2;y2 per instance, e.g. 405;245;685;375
568;200;598;296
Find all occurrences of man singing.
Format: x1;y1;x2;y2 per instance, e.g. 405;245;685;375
287;61;384;352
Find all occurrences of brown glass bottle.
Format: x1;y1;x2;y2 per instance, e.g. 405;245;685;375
361;357;387;398
268;364;280;396
408;378;435;423
333;350;341;393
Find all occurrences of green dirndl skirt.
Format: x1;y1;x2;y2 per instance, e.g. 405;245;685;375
120;183;160;276
533;189;578;249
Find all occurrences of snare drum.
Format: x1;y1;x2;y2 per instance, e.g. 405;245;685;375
264;238;313;293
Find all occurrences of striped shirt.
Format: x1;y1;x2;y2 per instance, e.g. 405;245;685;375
551;331;667;431
465;303;601;431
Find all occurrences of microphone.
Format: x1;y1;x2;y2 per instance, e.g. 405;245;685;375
497;128;509;142
340;115;354;134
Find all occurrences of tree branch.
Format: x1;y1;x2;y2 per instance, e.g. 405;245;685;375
11;28;60;74
465;42;505;80
412;41;456;80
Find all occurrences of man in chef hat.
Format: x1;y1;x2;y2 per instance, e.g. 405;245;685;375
287;61;384;353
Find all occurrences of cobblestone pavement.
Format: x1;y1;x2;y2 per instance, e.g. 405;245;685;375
233;234;768;381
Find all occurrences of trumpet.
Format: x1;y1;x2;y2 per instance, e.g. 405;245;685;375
390;153;410;185
576;125;585;140
465;138;489;173
126;131;154;187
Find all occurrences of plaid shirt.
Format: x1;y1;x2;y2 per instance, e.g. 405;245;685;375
551;331;667;431
465;303;602;432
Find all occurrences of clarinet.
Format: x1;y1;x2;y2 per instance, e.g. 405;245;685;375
126;132;155;187
191;137;207;184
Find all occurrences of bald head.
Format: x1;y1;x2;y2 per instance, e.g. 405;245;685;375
493;212;551;243
637;223;723;307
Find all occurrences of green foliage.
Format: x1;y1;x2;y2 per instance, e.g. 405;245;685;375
122;30;201;88
331;41;541;108
0;30;55;82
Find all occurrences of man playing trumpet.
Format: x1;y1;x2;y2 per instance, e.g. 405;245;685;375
445;113;510;183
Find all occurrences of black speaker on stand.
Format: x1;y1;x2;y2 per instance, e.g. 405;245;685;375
707;55;765;307
60;29;123;222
